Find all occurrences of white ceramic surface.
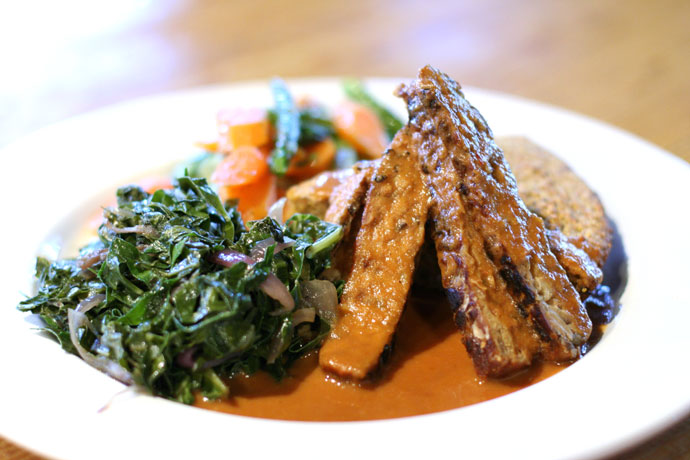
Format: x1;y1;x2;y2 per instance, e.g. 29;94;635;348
1;79;689;460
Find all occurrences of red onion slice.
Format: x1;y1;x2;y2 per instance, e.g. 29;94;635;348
292;307;316;325
67;309;134;385
74;294;107;335
76;293;106;314
249;238;295;262
300;280;338;325
210;249;295;313
176;346;198;369
77;250;108;271
210;249;255;267
105;221;158;238
262;274;295;314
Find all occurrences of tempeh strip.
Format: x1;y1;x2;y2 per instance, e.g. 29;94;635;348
325;162;375;281
284;142;607;296
318;128;430;379
325;161;375;230
400;66;591;376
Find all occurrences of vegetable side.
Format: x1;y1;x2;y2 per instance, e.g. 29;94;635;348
18;176;342;404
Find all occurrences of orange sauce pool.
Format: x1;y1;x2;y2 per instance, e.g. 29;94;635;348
196;292;565;421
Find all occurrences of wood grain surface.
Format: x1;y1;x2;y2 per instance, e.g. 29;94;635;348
1;0;688;459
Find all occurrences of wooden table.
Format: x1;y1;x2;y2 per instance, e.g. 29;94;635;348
1;0;688;458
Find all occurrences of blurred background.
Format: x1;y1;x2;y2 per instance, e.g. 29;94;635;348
1;0;689;458
0;0;688;161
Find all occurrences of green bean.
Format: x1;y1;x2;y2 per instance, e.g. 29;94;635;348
268;78;300;175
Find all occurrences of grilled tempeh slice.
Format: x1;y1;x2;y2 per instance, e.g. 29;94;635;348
318;128;430;379
400;66;592;376
325;162;375;280
324;161;375;230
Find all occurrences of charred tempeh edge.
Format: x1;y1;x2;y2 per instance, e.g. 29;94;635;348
318;128;430;379
400;66;592;376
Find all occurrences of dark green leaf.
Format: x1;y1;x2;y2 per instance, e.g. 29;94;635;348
17;177;342;403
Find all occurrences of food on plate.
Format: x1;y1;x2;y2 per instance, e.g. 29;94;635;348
18;68;622;417
288;134;611;297
342;78;405;139
500;136;612;273
285;67;615;381
332;100;389;159
216;107;272;153
19;177;343;403
319;128;430;379
398;66;591;377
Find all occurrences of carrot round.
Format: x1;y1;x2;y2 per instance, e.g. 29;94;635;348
219;173;278;222
210;145;270;187
286;137;337;180
332;101;388;159
217;107;272;152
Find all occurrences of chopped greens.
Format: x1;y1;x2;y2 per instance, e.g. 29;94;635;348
19;177;342;404
268;78;300;175
343;79;405;139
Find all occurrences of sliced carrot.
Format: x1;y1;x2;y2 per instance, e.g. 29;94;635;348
219;173;278;222
332;101;388;159
217;107;272;152
210;145;270;187
285;137;337;180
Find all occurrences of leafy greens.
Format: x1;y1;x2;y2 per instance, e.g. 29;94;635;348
19;176;342;404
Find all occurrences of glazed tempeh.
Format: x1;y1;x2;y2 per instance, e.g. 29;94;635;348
318;128;430;379
400;66;592;376
325;162;375;280
284;138;608;295
324;161;375;231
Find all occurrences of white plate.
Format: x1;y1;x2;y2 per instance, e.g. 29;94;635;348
1;78;689;460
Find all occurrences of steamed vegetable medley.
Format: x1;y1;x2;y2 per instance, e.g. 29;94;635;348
180;78;403;221
19;80;403;403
